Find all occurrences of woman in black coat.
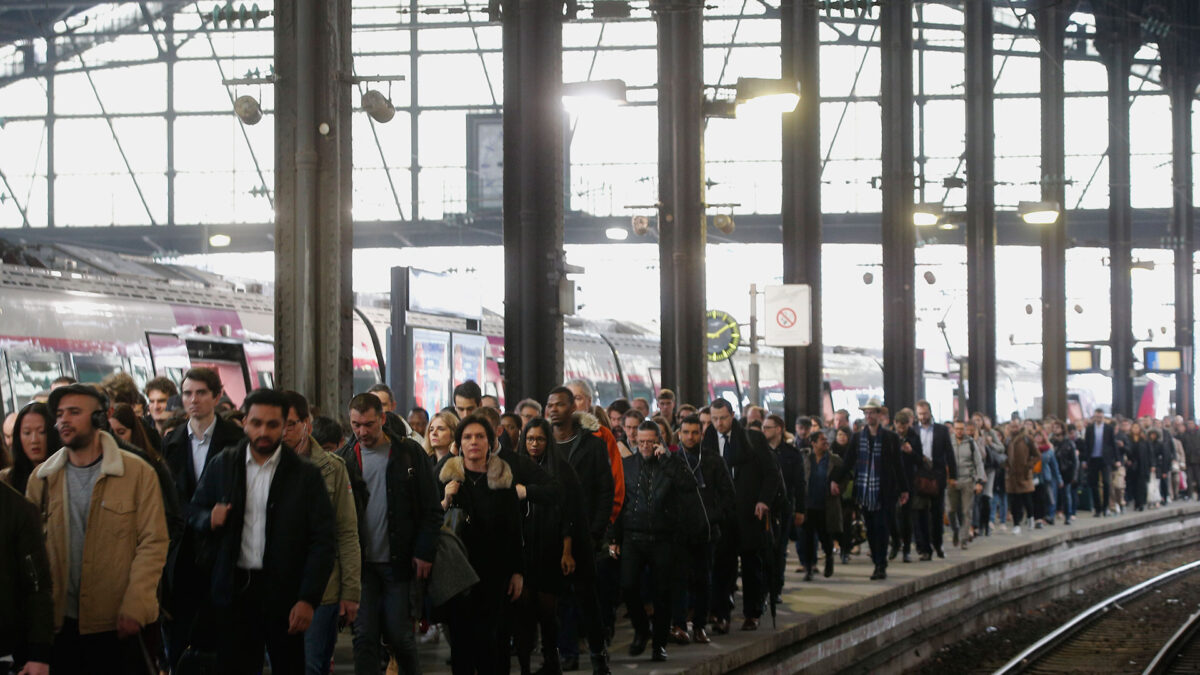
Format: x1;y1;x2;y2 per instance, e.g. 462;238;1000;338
513;418;581;675
439;414;524;674
0;403;58;495
1128;423;1152;511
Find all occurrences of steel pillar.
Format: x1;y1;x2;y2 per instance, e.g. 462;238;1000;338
781;0;822;421
165;13;176;226
1162;0;1200;418
964;0;996;421
880;0;918;410
274;0;354;414
1035;0;1074;421
501;0;566;405
1095;1;1141;417
46;38;55;228
655;0;707;407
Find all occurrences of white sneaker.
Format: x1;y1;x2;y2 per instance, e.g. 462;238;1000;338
1012;526;1022;534
420;623;441;644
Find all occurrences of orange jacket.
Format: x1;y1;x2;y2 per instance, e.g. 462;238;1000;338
594;425;625;523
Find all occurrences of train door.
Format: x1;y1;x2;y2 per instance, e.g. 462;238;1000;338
1;349;69;412
145;331;253;406
68;353;127;385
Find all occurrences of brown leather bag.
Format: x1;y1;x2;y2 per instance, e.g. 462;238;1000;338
913;466;941;497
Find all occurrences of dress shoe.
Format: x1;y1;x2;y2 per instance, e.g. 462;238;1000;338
870;566;887;580
918;552;932;561
692;628;711;644
803;567;814;582
794;567;805;573
935;546;945;559
952;531;959;546
629;632;649;657
670;627;690;645
771;592;783;605
588;650;610;675
888;544;899;560
902;552;912;563
824;555;834;577
841;552;851;564
741;618;760;631
713;618;730;635
651;646;668;662
561;654;579;672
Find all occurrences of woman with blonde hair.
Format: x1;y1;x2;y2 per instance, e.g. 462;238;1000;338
423;410;459;476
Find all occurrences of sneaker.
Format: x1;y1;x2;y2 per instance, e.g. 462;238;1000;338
420;623;441;645
1034;521;1043;529
1012;525;1022;534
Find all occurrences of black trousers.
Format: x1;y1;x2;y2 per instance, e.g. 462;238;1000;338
771;510;791;595
913;489;946;555
1087;461;1112;514
671;541;714;632
619;537;675;649
802;509;834;567
1010;491;1034;525
556;541;607;659
448;577;509;675
216;569;305;675
712;532;766;621
515;590;559;673
890;499;914;553
51;618;146;675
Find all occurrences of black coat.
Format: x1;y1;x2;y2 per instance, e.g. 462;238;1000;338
518;447;580;594
557;417;615;550
1055;438;1079;484
1083;422;1118;467
844;426;910;506
612;450;696;542
338;430;443;579
0;481;52;666
917;422;956;489
770;442;804;515
702;422;781;552
438;456;523;588
896;427;924;484
189;441;335;614
678;443;735;543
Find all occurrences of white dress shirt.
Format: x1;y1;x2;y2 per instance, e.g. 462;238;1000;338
919;424;934;460
188;417;218;482
238;445;282;570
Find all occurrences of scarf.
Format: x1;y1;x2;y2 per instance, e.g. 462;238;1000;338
856;429;882;511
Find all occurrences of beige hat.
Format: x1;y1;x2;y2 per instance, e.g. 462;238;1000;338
859;397;884;411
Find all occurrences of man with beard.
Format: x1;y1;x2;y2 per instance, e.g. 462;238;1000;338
190;389;335;673
27;385;169;674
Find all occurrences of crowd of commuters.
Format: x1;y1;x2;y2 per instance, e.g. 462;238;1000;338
3;368;1200;675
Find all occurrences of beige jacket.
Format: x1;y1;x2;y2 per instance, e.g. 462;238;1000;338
26;431;168;634
308;437;362;606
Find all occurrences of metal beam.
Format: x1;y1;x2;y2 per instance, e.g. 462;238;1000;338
965;0;997;421
781;0;821;421
1095;0;1141;418
273;0;354;414
165;13;176;226
1036;0;1074;421
1162;0;1200;418
501;0;566;406
880;0;918;410
655;0;708;408
45;37;55;228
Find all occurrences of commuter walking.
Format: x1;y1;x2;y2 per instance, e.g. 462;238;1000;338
842;399;909;580
913;401;953;559
27;385;169;674
891;409;922;562
801;431;846;578
188;389;335;674
281;391;361;675
1082;410;1116;516
0;480;53;675
339;393;442;675
1005;422;1039;532
948;421;984;549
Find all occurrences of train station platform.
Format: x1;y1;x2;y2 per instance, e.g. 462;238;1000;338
331;502;1200;674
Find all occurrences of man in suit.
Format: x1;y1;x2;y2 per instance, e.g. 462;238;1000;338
843;399;910;580
913;400;955;559
190;388;335;674
705;398;780;632
1083;408;1117;516
160;367;245;668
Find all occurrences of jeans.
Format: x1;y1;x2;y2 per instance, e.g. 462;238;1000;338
993;489;1008;525
1057;483;1076;518
557;547;607;660
671;541;714;632
1034;482;1056;521
862;506;890;569
353;563;418;675
1086;461;1111;514
305;603;340;675
218;570;306;675
802;509;834;566
890;500;913;553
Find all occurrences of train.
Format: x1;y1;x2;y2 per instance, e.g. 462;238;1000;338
0;240;1060;422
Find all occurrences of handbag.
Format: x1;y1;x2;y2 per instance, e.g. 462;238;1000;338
443;505;469;538
913;466;940;498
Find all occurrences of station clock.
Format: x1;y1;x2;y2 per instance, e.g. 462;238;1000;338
706;309;741;363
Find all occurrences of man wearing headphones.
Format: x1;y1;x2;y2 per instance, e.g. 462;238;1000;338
26;384;169;675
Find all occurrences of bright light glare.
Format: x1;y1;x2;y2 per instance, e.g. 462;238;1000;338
913;211;940;227
938;222;958;231
209;234;232;247
736;93;800;116
563;94;624;114
605;227;629;241
1021;209;1059;225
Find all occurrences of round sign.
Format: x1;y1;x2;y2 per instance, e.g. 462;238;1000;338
776;307;797;329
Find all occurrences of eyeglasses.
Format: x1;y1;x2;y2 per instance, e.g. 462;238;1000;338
526;436;548;444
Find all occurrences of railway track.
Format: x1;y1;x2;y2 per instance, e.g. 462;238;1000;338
994;560;1200;674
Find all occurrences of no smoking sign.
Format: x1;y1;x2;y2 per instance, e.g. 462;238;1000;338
764;285;811;346
776;307;797;329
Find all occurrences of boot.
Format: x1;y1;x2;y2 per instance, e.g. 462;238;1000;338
589;649;611;675
824;555;834;578
535;647;562;675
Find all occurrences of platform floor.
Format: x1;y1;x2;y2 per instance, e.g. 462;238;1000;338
330;504;1189;673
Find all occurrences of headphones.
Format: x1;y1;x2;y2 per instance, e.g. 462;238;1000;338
91;400;110;432
49;384;110;432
